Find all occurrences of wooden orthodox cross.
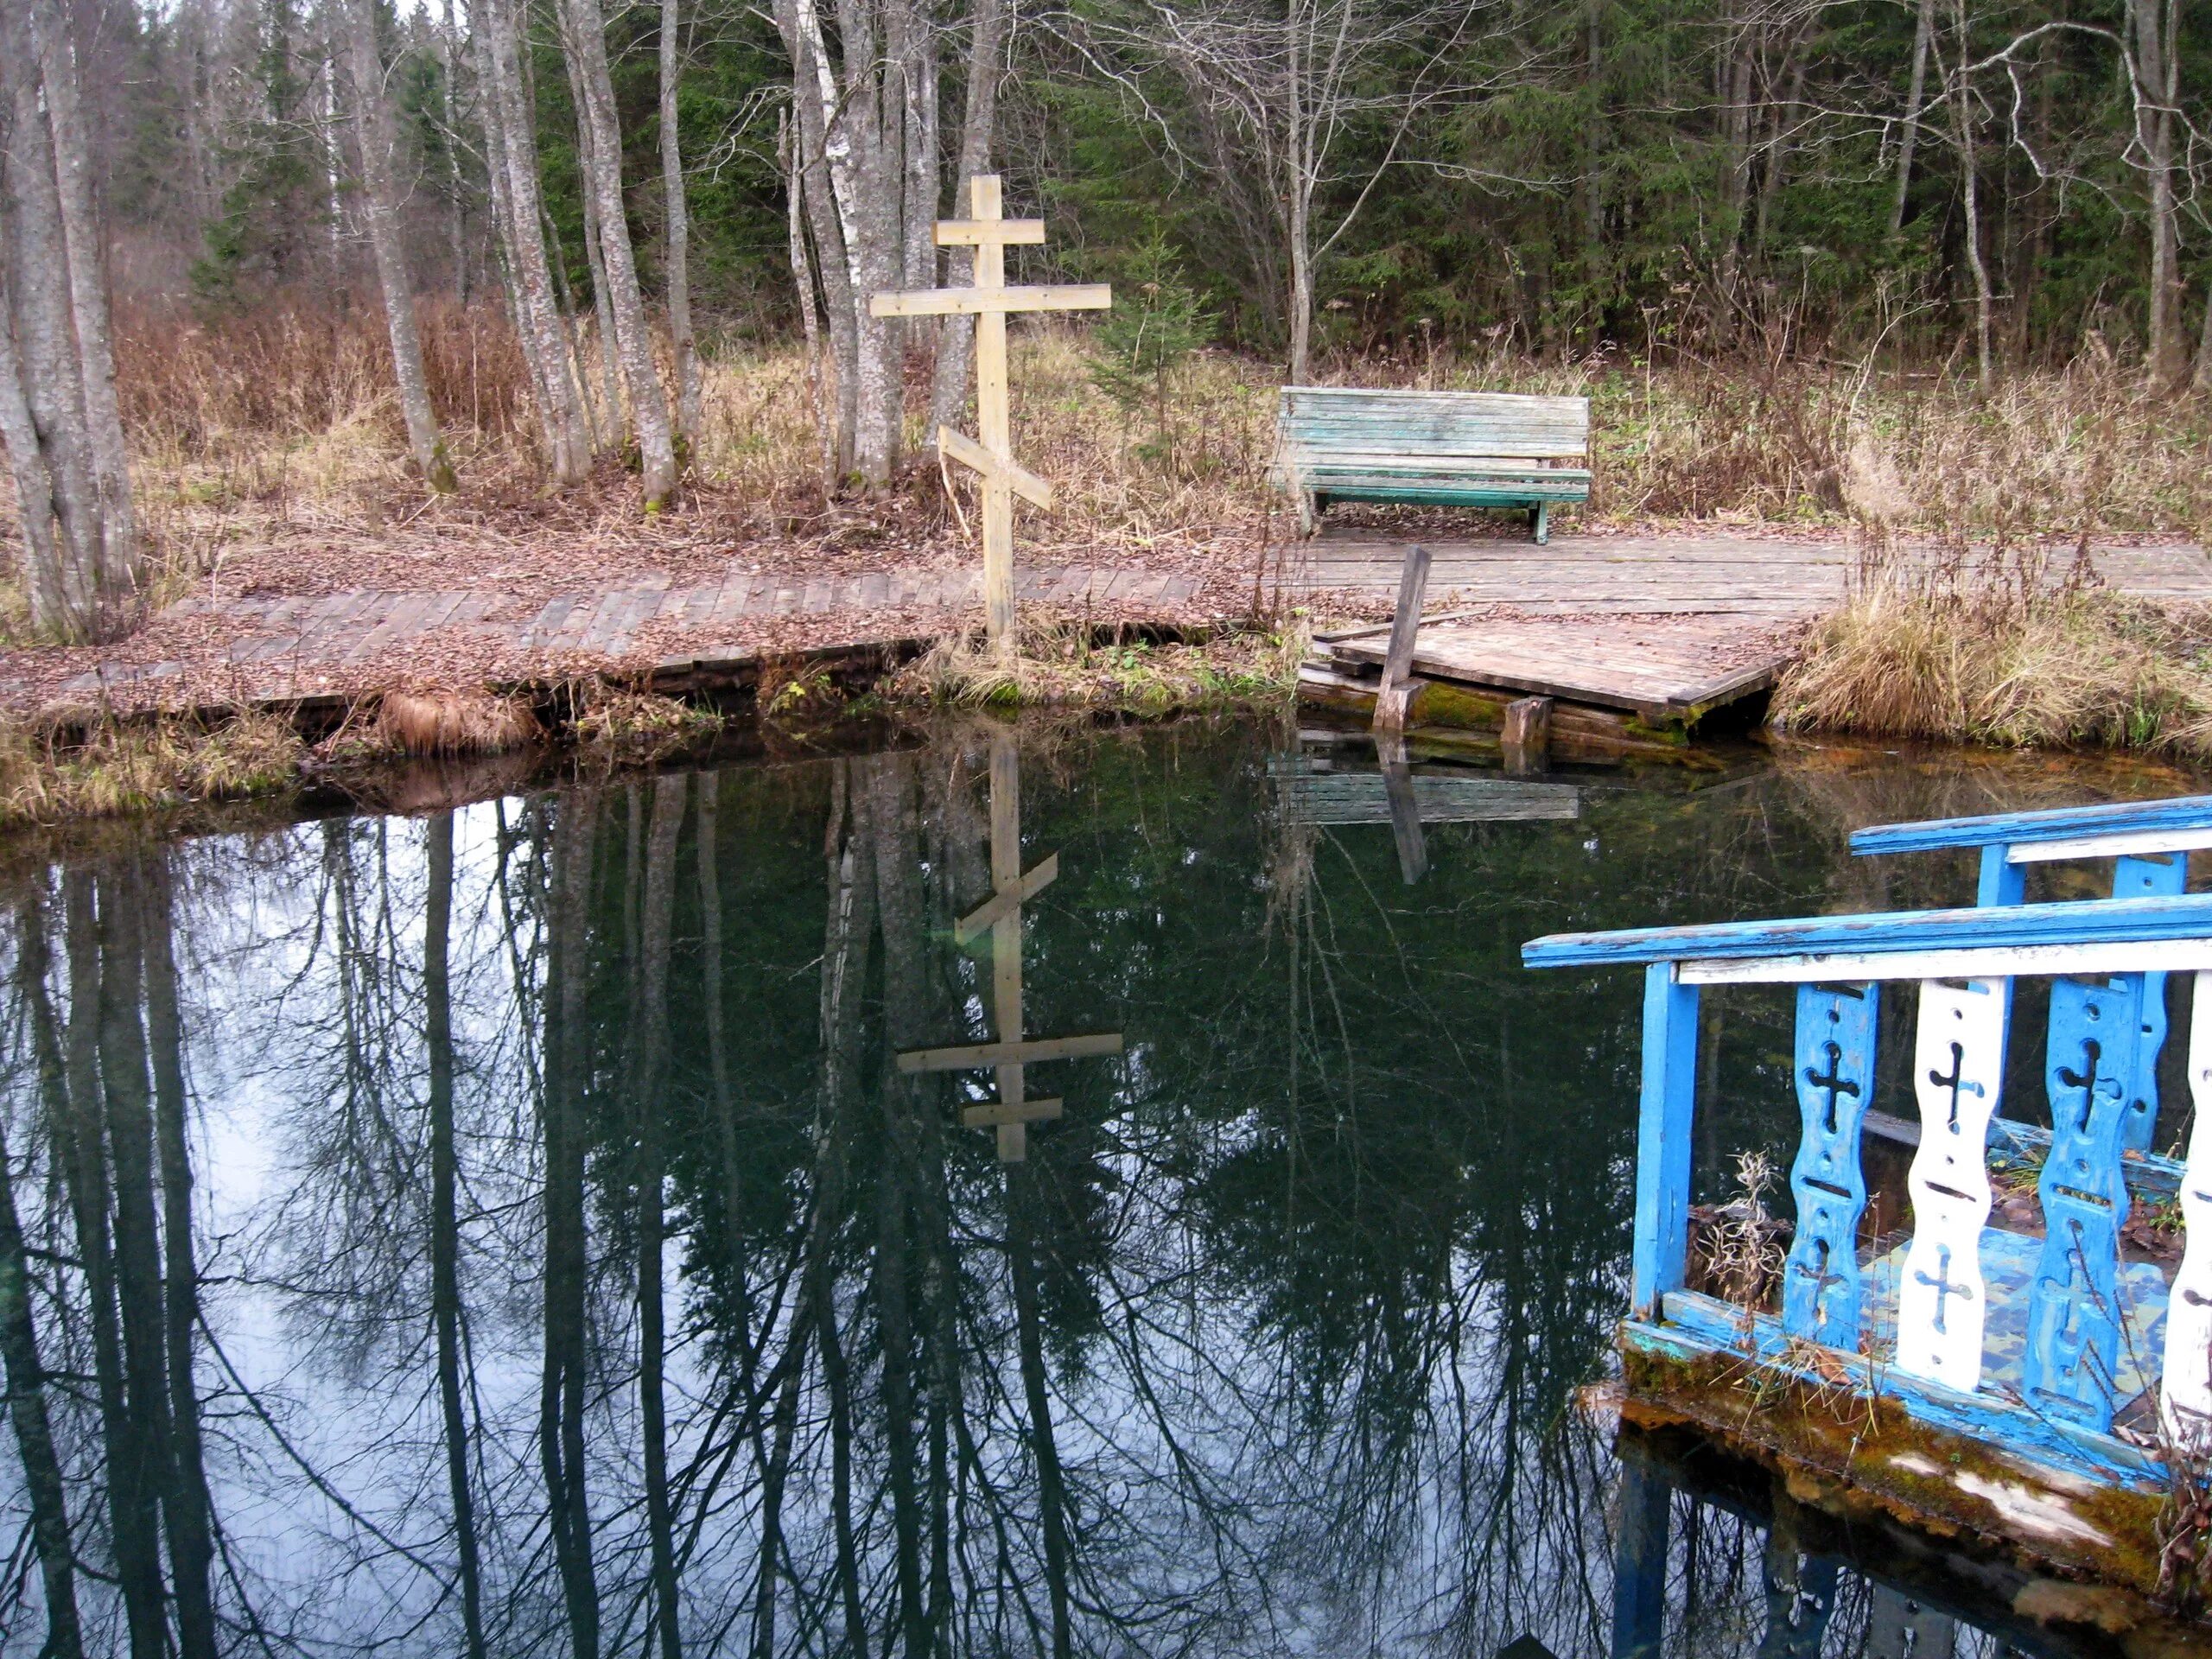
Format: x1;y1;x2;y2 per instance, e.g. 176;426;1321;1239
895;734;1122;1160
869;176;1110;658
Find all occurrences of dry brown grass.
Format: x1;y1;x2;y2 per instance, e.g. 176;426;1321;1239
372;686;540;756
572;685;724;760
892;616;1303;712
59;294;2212;618
0;707;304;827
1775;544;2212;759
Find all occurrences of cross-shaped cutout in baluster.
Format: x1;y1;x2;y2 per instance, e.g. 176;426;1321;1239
1913;1243;1974;1335
2055;1039;2111;1136
1803;1040;1859;1137
1926;1039;1984;1134
1793;1236;1849;1329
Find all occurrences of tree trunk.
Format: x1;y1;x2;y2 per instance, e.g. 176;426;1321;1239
776;0;904;486
563;48;626;450
28;0;136;592
558;0;679;508
927;0;1004;436
56;875;166;1659
425;816;488;1659
543;794;601;1659
1890;0;1935;235
1951;2;1992;389
0;7;105;641
634;779;686;1659
468;0;591;480
142;857;218;1659
2130;0;2182;380
659;0;701;448
5;902;86;1659
343;0;456;489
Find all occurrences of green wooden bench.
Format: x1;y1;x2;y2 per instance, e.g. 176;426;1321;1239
1272;387;1592;543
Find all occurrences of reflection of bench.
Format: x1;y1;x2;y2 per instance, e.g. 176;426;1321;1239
1270;760;1577;826
1272;387;1592;543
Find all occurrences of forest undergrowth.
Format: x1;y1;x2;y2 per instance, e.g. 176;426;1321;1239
80;296;2212;604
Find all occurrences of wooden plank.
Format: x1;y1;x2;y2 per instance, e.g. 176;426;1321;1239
1853;795;2212;856
1373;543;1430;733
938;424;1054;509
960;1097;1063;1128
1639;1294;2162;1490
869;283;1112;318
896;1032;1123;1071
953;854;1058;945
1522;892;2212;971
1680;937;2212;985
933;218;1046;246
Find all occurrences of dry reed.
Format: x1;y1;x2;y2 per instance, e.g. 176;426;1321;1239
893;616;1302;711
0;707;303;827
1776;542;2212;759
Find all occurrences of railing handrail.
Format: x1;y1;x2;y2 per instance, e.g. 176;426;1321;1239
1848;795;2212;856
1520;892;2212;969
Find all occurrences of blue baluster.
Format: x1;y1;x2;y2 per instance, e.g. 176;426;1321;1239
1783;982;1878;1346
2112;853;2185;1154
2024;975;2142;1432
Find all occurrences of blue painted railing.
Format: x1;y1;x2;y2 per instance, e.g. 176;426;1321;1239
1523;887;2212;1491
1851;796;2212;1154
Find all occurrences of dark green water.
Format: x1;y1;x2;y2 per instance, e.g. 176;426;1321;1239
3;717;2204;1659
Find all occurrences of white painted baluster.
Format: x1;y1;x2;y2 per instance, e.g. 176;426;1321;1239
1898;977;2006;1391
2160;973;2212;1451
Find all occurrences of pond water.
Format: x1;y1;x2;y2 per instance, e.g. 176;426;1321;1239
4;716;2208;1659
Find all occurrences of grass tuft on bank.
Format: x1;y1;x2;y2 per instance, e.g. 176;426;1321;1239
892;620;1303;714
1775;551;2212;761
0;709;305;827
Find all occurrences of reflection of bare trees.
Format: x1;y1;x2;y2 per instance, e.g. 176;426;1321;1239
0;732;2096;1657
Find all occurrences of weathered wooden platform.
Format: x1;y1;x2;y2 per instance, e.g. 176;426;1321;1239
1292;532;2212;752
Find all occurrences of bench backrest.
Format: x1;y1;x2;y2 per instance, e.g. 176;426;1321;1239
1277;386;1590;462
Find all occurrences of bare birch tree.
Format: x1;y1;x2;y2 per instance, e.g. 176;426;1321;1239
468;0;592;481
1065;0;1491;384
342;0;457;490
0;0;137;642
557;0;680;508
928;0;1006;437
777;0;931;486
660;0;702;448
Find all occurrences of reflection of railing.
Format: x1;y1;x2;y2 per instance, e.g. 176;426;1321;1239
1523;888;2212;1490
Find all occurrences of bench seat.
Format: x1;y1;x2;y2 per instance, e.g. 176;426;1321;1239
1274;386;1592;543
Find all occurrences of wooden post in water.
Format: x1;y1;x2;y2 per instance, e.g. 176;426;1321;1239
1372;543;1431;734
870;179;1111;660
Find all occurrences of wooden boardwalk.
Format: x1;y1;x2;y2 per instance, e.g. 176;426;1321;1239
1294;532;2212;741
10;530;2210;718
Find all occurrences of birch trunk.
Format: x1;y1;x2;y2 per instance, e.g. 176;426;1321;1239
558;0;680;507
2129;0;2181;380
1951;3;1992;390
564;48;626;448
777;0;903;486
0;10;104;641
1889;0;1935;234
29;0;136;590
343;0;456;490
470;0;590;480
5;905;86;1659
659;0;701;448
926;0;1004;435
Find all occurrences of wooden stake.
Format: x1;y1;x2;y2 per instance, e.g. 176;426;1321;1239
1374;543;1432;733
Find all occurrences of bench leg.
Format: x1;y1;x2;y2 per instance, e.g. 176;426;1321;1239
1532;503;1549;545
